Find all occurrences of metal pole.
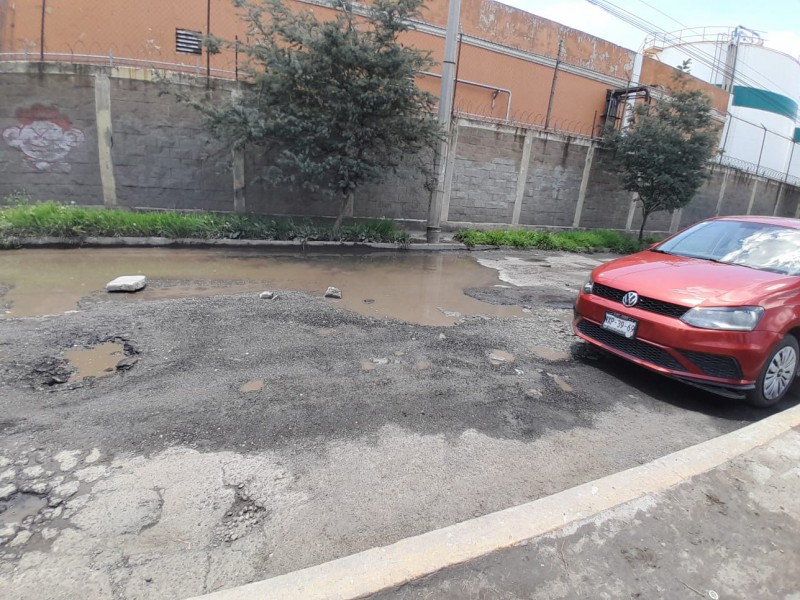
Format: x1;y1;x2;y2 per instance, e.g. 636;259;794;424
206;0;212;82
452;32;463;119
40;0;47;62
235;35;239;81
426;0;462;243
785;142;796;183
756;123;767;176
544;39;563;130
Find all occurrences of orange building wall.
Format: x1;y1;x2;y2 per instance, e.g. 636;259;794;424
640;57;729;113
0;0;727;135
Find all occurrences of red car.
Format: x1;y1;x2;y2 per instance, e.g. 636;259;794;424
573;216;800;407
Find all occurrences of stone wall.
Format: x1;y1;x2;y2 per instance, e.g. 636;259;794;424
1;63;798;235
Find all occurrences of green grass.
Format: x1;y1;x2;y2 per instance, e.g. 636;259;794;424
454;228;655;253
0;200;410;244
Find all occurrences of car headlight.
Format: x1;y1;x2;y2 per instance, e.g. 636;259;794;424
680;306;764;331
582;278;594;294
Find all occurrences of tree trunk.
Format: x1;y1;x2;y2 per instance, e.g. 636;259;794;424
638;209;650;242
333;191;354;229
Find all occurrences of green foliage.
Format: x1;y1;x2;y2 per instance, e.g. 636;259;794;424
453;228;644;253
608;85;717;240
0;200;410;244
190;0;441;224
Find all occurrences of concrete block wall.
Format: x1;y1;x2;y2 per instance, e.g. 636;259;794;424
0;71;104;204
679;173;721;228
578;148;632;230
110;79;231;211
1;63;799;236
448;126;524;224
519;137;586;227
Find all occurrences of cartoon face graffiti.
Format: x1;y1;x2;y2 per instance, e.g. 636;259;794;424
3;105;85;173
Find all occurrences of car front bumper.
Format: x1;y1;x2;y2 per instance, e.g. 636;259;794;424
573;291;782;395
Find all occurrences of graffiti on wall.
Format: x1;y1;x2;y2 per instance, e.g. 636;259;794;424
3;105;85;173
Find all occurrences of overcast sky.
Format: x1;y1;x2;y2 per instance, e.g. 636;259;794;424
496;0;800;58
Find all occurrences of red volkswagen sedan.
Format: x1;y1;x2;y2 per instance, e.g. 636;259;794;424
573;216;800;407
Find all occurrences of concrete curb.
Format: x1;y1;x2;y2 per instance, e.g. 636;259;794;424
185;403;800;600
3;236;476;252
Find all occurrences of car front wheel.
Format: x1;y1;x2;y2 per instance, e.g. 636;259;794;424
746;335;799;408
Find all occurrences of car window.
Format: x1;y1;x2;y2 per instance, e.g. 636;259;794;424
657;220;800;276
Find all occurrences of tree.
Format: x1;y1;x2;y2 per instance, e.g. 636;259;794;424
609;83;717;241
196;0;441;227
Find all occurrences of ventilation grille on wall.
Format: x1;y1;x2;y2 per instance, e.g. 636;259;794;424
176;29;202;55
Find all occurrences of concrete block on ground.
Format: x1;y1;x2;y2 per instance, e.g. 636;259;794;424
106;275;147;292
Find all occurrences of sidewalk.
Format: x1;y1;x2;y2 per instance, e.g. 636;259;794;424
371;426;800;599
187;405;800;600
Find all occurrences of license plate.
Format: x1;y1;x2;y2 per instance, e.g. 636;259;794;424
602;312;638;339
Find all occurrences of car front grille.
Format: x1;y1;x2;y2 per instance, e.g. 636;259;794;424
680;350;743;380
591;283;689;319
576;319;687;372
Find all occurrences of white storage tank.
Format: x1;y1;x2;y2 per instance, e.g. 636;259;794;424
645;27;800;181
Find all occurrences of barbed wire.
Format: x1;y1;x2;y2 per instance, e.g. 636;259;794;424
716;156;800;187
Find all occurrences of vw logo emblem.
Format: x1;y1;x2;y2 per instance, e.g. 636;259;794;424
621;292;639;307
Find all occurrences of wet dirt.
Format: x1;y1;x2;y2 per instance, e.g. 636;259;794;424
63;343;125;382
531;347;571;361
488;350;515;365
0;249;523;326
240;380;264;393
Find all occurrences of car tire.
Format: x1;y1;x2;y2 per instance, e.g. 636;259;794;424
746;335;799;408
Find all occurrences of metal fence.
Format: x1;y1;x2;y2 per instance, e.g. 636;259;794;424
717;155;800;187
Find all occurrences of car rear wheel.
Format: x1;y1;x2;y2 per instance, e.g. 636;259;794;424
746;336;799;408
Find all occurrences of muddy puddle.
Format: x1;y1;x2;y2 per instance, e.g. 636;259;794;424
0;248;524;326
64;342;125;382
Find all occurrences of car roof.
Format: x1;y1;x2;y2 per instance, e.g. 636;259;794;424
710;215;800;230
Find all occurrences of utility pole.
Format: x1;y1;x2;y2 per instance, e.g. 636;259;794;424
426;0;461;243
544;39;564;130
206;0;212;82
40;0;47;62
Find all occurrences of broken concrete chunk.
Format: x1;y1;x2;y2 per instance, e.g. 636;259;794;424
53;480;80;499
324;287;342;299
84;449;101;464
106;275;147;293
0;483;17;501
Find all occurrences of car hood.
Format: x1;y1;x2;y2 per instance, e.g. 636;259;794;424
593;250;797;307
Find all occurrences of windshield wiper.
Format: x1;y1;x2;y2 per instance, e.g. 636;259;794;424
649;248;672;255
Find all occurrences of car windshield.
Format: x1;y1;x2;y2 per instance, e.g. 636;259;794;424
655;220;800;276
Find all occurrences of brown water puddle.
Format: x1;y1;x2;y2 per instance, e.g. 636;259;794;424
64;342;125;381
0;248;523;326
240;379;264;393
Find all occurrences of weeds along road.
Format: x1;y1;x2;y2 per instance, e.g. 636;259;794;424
0;250;796;599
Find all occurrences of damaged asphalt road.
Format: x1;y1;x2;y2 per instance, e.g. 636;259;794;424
0;250;797;599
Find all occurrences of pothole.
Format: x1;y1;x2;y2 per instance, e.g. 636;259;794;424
0;492;47;524
64;342;125;382
532;347;571;361
217;488;268;544
240;379;264;393
28;336;140;388
488;350;515;365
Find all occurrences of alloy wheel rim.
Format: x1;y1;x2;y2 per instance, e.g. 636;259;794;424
763;346;797;401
